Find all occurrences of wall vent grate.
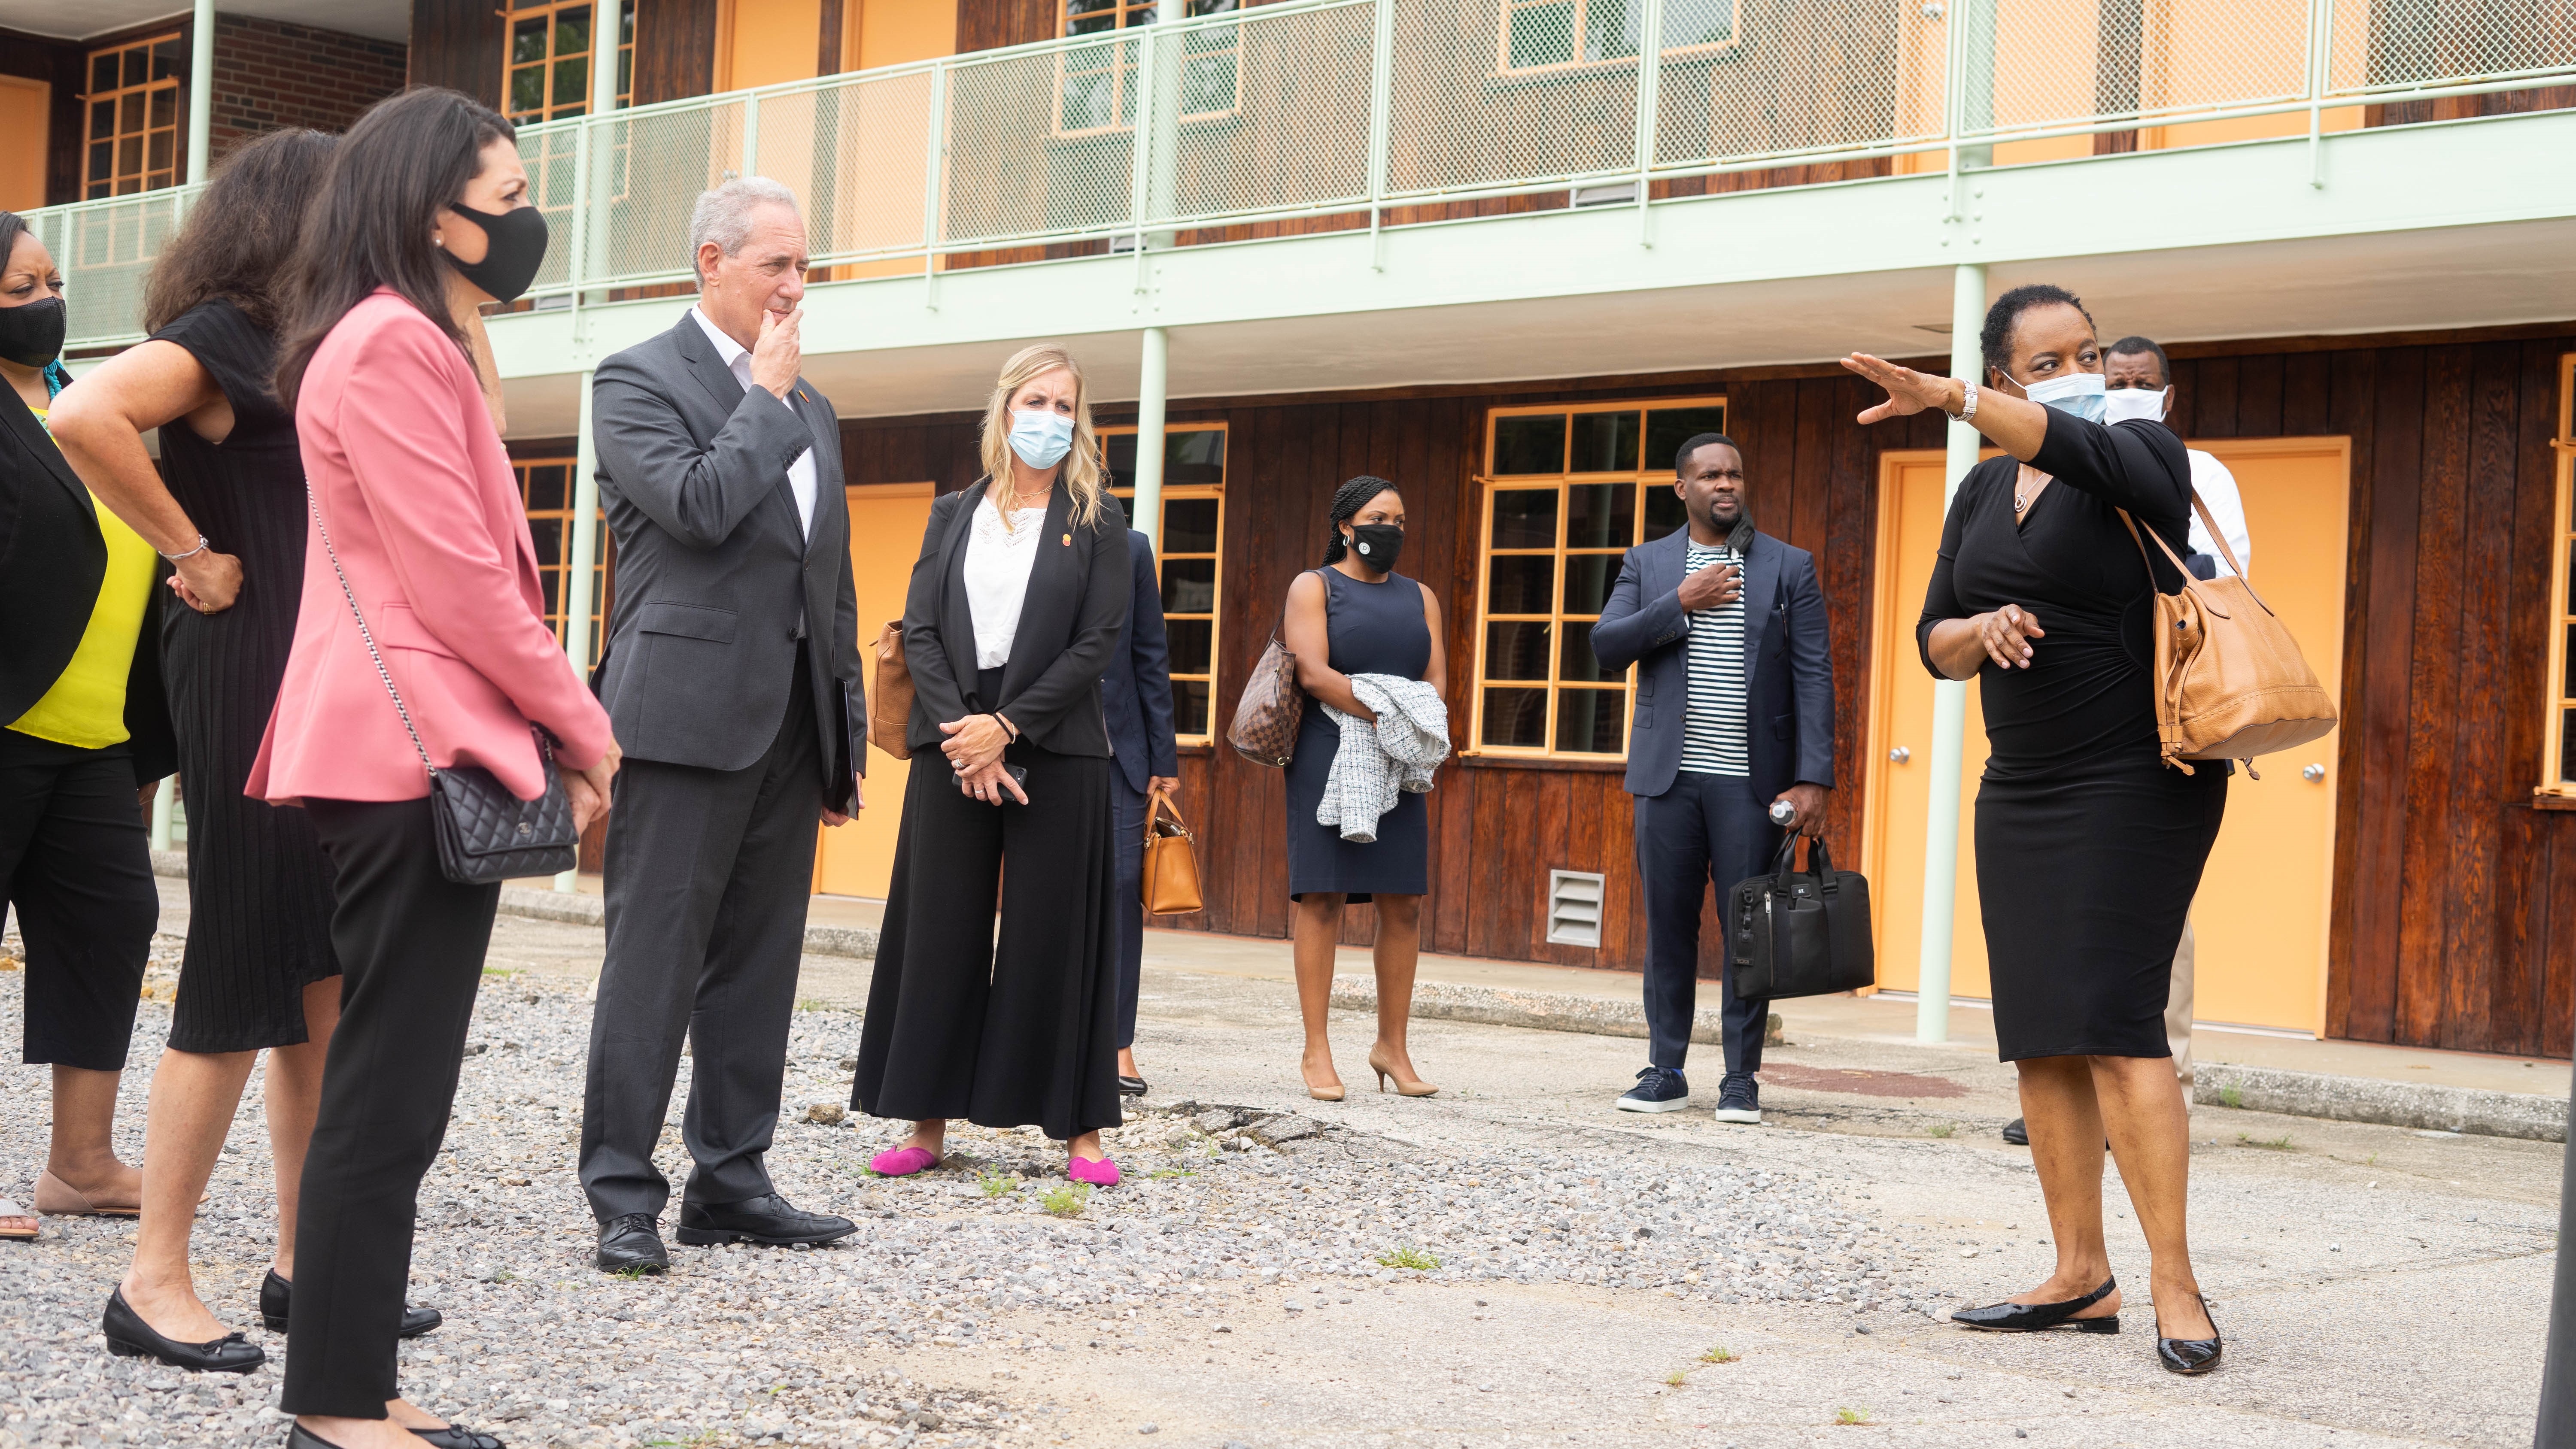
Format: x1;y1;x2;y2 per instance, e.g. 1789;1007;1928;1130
1546;869;1606;948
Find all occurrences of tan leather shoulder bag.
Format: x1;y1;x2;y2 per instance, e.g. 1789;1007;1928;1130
1142;787;1204;915
2117;496;2337;773
866;621;913;761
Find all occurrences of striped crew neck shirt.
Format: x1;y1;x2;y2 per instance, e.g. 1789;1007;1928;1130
1679;540;1749;776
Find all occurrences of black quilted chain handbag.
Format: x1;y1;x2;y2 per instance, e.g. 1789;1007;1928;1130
306;485;579;885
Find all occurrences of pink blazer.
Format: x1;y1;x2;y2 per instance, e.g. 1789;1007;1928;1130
250;290;613;804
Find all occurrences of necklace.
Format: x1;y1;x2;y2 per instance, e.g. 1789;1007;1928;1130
2014;488;2032;515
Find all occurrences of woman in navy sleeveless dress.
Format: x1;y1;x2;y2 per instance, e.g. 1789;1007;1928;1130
1279;477;1446;1102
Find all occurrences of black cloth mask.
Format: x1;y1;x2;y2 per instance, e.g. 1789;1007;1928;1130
1347;522;1404;573
439;200;550;304
0;296;67;370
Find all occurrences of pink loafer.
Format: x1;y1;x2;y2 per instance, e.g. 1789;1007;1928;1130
870;1146;941;1177
1067;1155;1120;1187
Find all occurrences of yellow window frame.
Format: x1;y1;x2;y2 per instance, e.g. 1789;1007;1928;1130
1106;421;1227;746
1494;0;1739;80
513;456;608;666
1470;394;1727;760
1053;0;1243;139
81;33;184;199
503;0;636;125
2543;353;2576;799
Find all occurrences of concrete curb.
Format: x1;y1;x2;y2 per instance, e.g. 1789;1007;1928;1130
1328;975;1746;1049
2196;1062;2567;1143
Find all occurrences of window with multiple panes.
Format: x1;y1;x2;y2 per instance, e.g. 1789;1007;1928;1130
1500;0;1737;73
2544;354;2576;797
82;33;183;198
1473;397;1728;757
1106;424;1226;743
515;458;609;666
1057;0;1241;134
504;0;635;124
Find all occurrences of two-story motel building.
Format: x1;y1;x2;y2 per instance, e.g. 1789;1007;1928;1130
7;0;2576;1060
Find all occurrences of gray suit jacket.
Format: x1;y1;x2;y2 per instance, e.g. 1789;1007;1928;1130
1589;521;1835;801
590;309;863;808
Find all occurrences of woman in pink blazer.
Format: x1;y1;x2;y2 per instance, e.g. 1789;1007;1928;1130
249;89;615;1449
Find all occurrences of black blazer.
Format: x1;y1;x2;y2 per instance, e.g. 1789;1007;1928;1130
0;388;173;784
1100;528;1179;794
902;479;1130;758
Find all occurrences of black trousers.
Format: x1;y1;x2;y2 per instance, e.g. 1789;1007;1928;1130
1634;771;1779;1076
0;729;155;1070
581;659;822;1220
1110;771;1148;1051
284;796;497;1419
852;740;1122;1140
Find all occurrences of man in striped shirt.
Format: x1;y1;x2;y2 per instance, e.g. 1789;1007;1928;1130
1592;433;1836;1124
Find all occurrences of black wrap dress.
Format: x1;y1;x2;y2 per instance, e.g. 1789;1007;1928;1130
1915;409;2227;1062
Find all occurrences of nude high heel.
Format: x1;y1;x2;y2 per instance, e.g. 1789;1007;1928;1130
1301;1063;1346;1102
1367;1048;1437;1098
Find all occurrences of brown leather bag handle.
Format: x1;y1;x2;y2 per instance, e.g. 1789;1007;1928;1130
1145;785;1188;844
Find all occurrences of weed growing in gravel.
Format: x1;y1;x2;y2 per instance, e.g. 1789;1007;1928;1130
1926;1123;1954;1139
2220;1086;2245;1108
1699;1346;1738;1364
1040;1182;1091;1217
1376;1246;1439;1271
978;1171;1018;1198
612;1264;656;1281
1663;1370;1686;1387
797;998;829;1012
2237;1131;2294;1150
1147;1168;1197;1179
1835;1408;1871;1425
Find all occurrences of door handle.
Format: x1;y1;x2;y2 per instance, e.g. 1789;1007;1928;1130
2302;763;2325;782
1889;746;1911;763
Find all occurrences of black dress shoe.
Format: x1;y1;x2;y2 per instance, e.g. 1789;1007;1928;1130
674;1193;857;1248
2002;1118;2029;1146
288;1426;350;1449
1952;1276;2120;1334
2157;1294;2223;1374
596;1213;669;1273
1117;1074;1149;1098
410;1424;508;1449
260;1269;442;1338
101;1287;266;1373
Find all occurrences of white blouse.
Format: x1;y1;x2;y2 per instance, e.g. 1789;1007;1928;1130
962;494;1049;669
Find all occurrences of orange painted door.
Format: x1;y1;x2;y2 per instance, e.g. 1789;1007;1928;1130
0;77;47;214
813;483;936;900
1862;440;2349;1034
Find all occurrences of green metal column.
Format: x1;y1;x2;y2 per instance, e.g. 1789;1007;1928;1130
1133;326;1169;549
1916;260;1985;1043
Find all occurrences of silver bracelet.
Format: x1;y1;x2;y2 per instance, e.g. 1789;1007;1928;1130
1947;380;1979;423
158;534;211;563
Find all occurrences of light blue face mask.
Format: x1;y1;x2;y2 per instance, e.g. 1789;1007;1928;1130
1008;408;1074;470
2011;369;2107;422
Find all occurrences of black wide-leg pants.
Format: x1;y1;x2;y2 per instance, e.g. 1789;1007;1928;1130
852;740;1122;1140
283;796;497;1419
0;730;155;1069
1634;771;1779;1076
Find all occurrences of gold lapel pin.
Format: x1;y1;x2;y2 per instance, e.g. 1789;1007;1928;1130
1061;533;1072;546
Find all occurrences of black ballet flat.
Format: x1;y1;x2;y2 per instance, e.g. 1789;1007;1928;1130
410;1425;508;1449
2156;1294;2223;1374
1951;1276;2120;1334
102;1287;267;1373
261;1269;443;1338
1117;1074;1149;1098
287;1427;350;1449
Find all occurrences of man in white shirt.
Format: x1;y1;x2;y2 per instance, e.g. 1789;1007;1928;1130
2005;335;2245;1146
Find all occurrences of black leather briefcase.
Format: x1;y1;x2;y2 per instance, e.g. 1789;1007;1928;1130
1728;834;1874;1001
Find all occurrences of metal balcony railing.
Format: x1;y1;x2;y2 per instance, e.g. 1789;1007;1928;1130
19;0;2576;351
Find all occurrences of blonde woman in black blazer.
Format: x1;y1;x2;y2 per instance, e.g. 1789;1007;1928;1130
850;344;1132;1185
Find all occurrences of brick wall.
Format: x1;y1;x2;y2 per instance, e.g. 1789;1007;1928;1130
208;14;408;161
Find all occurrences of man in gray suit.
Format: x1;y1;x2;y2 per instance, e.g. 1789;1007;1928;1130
580;178;863;1272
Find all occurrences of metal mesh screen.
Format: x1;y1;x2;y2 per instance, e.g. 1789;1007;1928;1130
2327;0;2576;94
1971;0;2310;137
940;36;1140;248
40;191;188;349
591;100;750;285
754;70;937;262
1154;0;1376;225
1385;0;1642;196
516;118;583;296
1656;0;1944;169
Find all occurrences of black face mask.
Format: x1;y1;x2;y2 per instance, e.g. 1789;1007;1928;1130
439;200;550;304
0;295;67;369
1346;522;1404;572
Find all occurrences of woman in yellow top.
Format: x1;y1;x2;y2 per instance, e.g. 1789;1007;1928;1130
0;210;176;1245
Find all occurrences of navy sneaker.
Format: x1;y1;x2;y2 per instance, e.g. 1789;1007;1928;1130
1712;1072;1762;1124
1616;1066;1690;1113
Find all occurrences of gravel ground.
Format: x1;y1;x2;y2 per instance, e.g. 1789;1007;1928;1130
0;952;1932;1449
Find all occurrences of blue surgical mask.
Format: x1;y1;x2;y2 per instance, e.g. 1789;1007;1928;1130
2102;384;2172;426
2011;369;2107;422
1008;409;1074;470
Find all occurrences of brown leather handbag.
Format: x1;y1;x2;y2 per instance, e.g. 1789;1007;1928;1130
866;620;914;761
2119;497;2338;773
1227;632;1303;767
1142;787;1203;915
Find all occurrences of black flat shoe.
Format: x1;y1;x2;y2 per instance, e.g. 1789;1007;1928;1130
102;1287;266;1373
288;1426;350;1449
2001;1118;2029;1146
674;1193;856;1249
1117;1074;1148;1098
260;1270;442;1338
2156;1293;2223;1374
596;1213;670;1273
411;1424;507;1449
1951;1276;2120;1334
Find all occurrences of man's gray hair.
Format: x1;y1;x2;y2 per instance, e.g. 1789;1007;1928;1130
689;177;800;280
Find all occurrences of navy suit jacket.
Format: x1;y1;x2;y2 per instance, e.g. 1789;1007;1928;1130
1101;529;1180;794
1589;522;1835;800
